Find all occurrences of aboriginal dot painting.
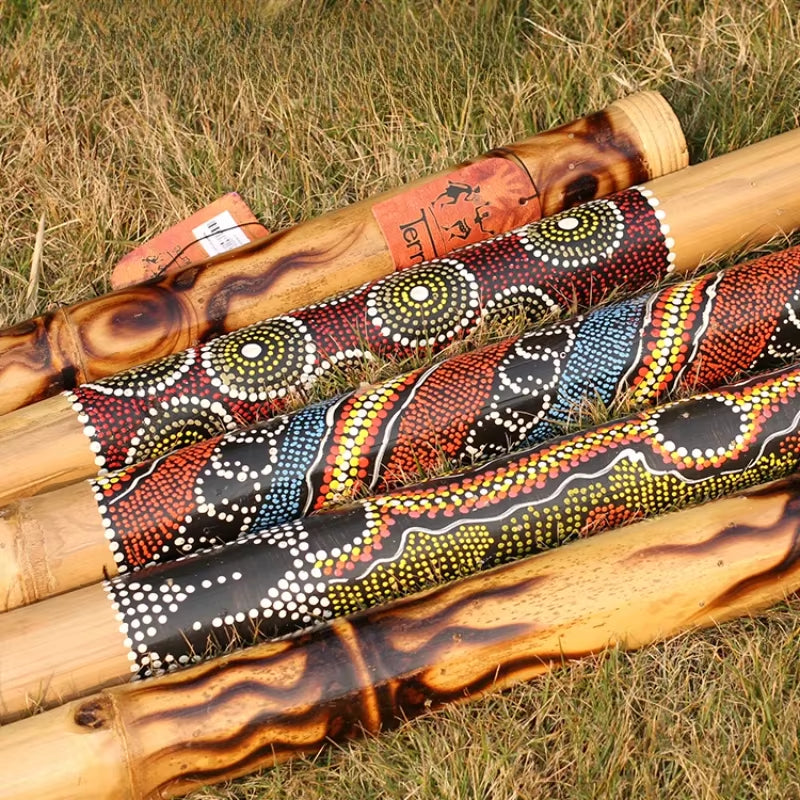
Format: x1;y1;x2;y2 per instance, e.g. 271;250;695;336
95;248;800;574
106;361;800;678
67;187;672;471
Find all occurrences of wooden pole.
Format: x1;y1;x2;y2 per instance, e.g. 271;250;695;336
3;246;800;611
0;91;687;416
1;126;799;507
3;473;800;800
4;360;800;720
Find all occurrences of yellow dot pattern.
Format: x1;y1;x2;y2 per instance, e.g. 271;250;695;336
315;374;416;510
630;275;711;404
318;366;800;614
328;524;494;615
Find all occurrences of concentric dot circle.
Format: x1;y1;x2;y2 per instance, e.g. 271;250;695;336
201;316;317;401
124;402;235;465
645;394;753;465
516;199;626;268
483;284;559;325
365;259;481;347
85;350;196;398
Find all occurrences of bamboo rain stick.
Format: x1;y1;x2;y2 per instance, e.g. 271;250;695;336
1;125;799;510
3;474;800;800
0;91;687;415
4;362;800;720
4;246;800;611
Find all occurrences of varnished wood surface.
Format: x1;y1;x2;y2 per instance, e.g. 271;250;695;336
0;481;111;612
2;476;800;799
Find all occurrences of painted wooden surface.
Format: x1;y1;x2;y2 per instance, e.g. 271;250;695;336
4;361;800;719
3;246;800;611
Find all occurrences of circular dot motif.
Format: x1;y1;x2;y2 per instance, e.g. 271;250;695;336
644;394;756;468
516;199;626;268
125;401;235;465
201;316;316;401
365;258;480;348
85;349;195;398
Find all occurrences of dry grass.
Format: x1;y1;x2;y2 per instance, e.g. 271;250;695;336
2;0;800;797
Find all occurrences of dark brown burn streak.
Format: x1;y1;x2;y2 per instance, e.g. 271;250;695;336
502;109;649;210
202;223;366;339
700;493;800;615
620;479;800;620
119;576;548;791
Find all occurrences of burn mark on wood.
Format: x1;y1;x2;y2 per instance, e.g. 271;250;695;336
74;697;113;730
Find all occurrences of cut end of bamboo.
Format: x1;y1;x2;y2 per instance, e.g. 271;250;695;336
612;91;689;177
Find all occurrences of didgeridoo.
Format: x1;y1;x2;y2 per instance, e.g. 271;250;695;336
4;246;800;611
3;361;800;720
3;475;800;800
2;127;800;507
0;91;687;415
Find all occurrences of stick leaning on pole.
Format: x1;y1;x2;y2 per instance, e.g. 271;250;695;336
0;91;687;415
3;361;800;719
2;126;800;508
2;474;800;800
3;246;800;612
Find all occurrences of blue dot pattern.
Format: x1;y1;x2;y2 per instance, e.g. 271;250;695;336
252;395;342;529
525;294;649;443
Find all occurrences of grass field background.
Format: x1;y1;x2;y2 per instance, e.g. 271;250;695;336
2;0;800;797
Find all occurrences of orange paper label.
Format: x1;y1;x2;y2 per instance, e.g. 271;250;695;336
111;193;270;289
372;157;541;270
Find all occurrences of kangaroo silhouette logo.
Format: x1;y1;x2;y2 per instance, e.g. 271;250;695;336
433;182;498;243
373;157;540;270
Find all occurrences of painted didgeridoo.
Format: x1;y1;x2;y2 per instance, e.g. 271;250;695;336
3;128;800;507
4;245;800;611
0;91;687;416
4;361;800;719
4;475;800;800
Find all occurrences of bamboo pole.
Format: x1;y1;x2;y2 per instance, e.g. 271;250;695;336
4;246;800;611
1;126;800;507
3;361;800;720
0;91;687;416
2;473;800;800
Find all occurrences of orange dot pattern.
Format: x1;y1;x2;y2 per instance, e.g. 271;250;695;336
314;374;420;509
685;249;800;387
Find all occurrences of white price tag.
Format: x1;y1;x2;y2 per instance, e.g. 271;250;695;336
192;210;251;257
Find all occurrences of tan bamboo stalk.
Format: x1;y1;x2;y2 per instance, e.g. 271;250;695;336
2;475;800;800
1;125;799;508
0;91;686;416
